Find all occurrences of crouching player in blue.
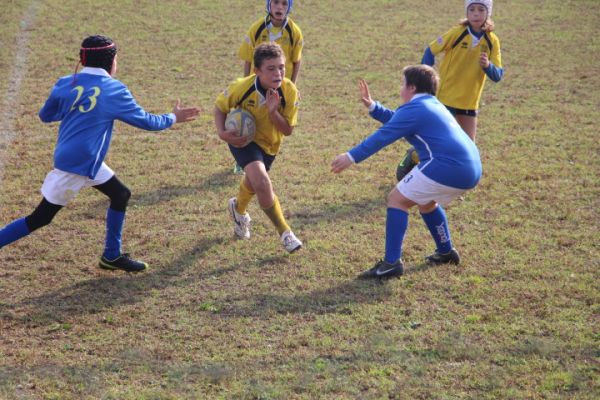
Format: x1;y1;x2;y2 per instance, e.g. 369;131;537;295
0;35;200;272
331;65;481;278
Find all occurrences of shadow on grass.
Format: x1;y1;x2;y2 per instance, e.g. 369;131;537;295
2;236;224;323
220;278;393;317
291;198;382;228
132;169;239;207
404;262;444;275
64;169;239;220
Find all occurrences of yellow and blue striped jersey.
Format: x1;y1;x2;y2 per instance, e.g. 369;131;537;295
239;16;303;80
429;25;502;110
216;74;299;155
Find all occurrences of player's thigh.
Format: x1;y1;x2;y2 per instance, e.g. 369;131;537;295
244;161;273;194
455;114;477;140
387;186;417;211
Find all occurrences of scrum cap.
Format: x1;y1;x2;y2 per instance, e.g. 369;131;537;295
465;0;492;16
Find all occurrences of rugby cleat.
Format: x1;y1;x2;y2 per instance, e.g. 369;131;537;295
233;162;244;175
281;230;302;253
425;248;460;265
396;147;419;181
99;253;148;272
228;197;251;239
359;259;404;279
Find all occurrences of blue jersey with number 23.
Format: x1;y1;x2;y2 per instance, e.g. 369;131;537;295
39;67;175;179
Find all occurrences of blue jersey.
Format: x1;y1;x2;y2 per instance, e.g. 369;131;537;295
39;67;176;179
349;94;481;189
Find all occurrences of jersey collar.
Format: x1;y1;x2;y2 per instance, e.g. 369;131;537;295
410;93;429;102
79;67;111;77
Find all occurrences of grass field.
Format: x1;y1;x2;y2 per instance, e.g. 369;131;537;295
1;0;599;398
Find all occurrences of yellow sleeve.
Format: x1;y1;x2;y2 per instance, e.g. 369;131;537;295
429;26;462;56
490;34;502;68
282;82;299;127
291;25;303;63
215;82;238;113
239;26;255;62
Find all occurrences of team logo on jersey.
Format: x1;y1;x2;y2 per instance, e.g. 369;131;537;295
247;99;256;108
437;36;443;44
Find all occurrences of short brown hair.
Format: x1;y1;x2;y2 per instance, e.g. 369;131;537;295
253;43;285;69
403;65;439;95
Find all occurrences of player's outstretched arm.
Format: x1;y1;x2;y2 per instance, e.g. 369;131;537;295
359;79;373;109
173;99;200;123
331;153;353;174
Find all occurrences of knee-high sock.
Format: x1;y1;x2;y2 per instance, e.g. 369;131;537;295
421;206;453;254
262;196;290;235
236;179;255;214
0;218;30;248
385;208;409;264
104;208;125;260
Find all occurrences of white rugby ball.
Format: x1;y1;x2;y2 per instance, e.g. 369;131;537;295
225;108;256;147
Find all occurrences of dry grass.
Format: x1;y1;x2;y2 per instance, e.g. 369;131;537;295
1;0;599;398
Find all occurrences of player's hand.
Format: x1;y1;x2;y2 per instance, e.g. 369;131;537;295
219;129;251;147
331;153;353;174
359;79;373;109
266;88;281;114
173;99;201;123
479;53;490;69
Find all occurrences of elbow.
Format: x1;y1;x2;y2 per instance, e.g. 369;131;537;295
283;126;294;136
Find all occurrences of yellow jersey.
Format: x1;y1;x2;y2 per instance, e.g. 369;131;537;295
239;16;304;80
216;74;299;156
429;25;502;110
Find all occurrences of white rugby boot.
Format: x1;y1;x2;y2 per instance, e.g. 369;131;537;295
228;197;251;239
281;230;302;253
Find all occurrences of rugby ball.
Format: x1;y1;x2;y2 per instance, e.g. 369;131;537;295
225;108;256;147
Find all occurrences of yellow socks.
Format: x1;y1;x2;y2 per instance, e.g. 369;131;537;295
262;196;290;235
236;179;255;214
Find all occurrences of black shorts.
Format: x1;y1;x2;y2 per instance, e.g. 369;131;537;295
445;105;478;117
228;142;276;171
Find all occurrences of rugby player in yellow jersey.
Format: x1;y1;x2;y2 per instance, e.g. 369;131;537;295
396;0;503;180
214;43;302;253
239;0;303;83
234;0;303;175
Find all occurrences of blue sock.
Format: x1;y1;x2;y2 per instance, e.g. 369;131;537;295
103;208;125;260
421;206;453;254
384;208;409;264
0;218;31;248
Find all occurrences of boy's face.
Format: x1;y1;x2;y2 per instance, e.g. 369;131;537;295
255;56;286;90
269;0;289;24
467;3;488;28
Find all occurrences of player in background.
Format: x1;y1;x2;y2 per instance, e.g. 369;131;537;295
234;0;303;174
332;65;482;278
0;35;200;272
215;43;302;253
396;0;503;180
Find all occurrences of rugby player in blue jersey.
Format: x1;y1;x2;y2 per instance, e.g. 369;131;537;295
0;35;200;272
331;65;482;279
